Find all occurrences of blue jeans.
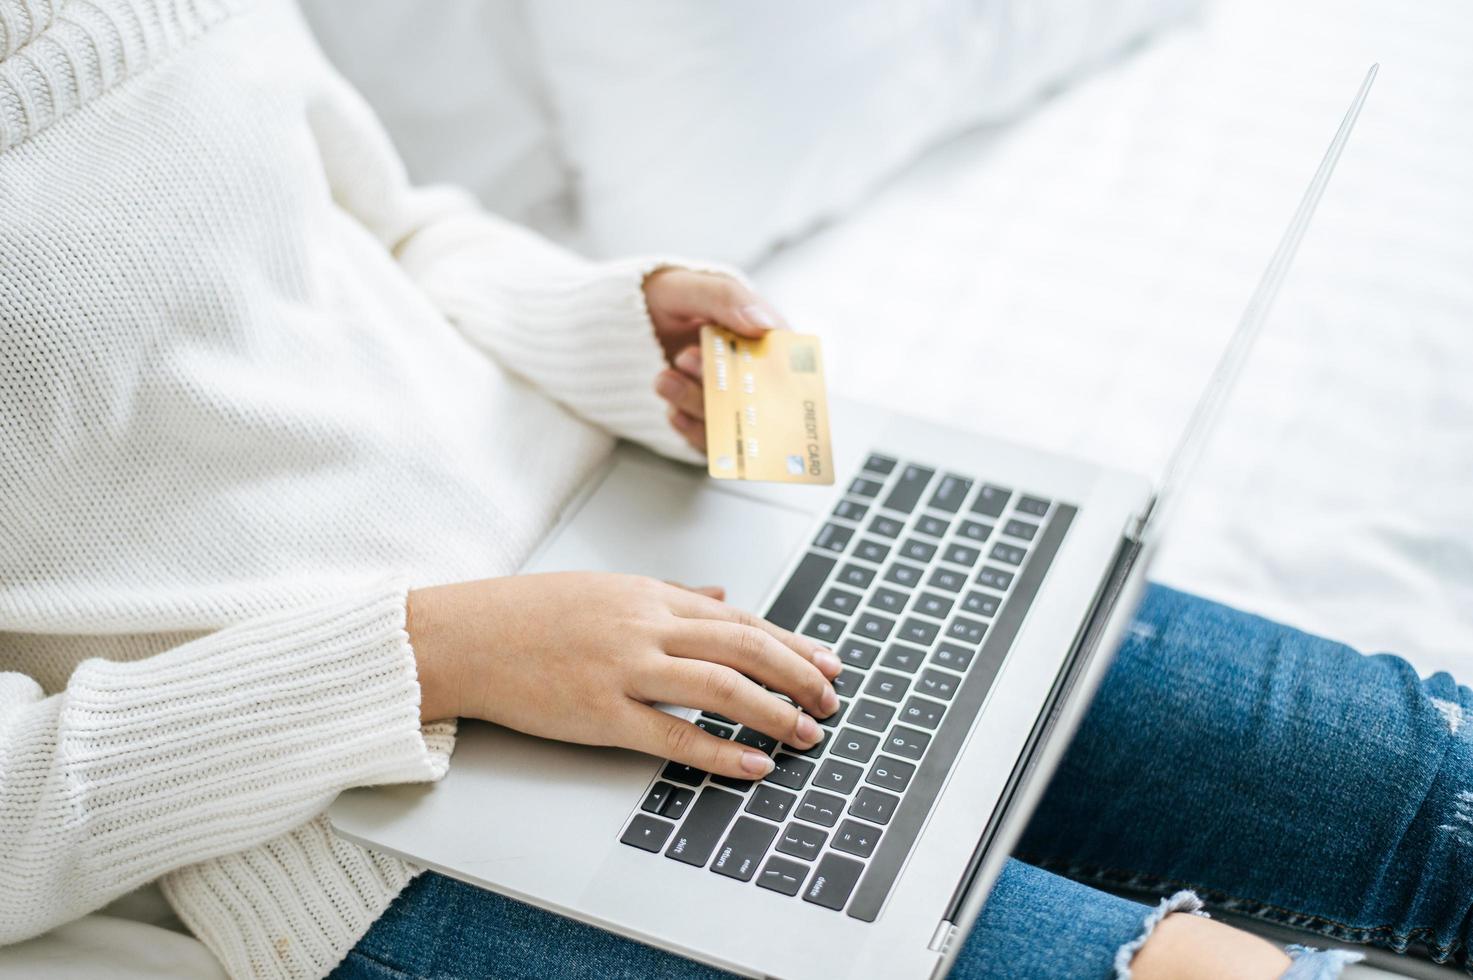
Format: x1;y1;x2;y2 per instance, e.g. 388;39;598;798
332;585;1473;978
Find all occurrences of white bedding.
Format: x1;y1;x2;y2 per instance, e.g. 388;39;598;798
8;0;1469;976
754;0;1473;678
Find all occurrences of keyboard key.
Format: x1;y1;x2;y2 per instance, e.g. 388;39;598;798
928;474;973;513
1016;495;1050;517
766;753;815;790
881;643;925;674
971;484;1011;518
833;819;882;858
641;781;675;815
849;477;883;498
830;669;860;698
819;588;861;615
796;789;846;827
977;566;1015;591
1002;518;1038;541
802;613;845;643
712;817;778;882
662;761;706;787
817;701;846;728
662;787;695;820
735;728;778;754
868;586;908;614
961;591;1000;617
913;592;954;620
928;567;966;592
815;758;864;794
884;725;931;761
765;552;837;631
832;728;881;763
622;815;674;852
849;787;900;825
757;855;811;896
837;640;879;669
990;542;1026;566
832;498;869;522
854;539;890;564
957;520;992;542
897;617;939;646
746;785;798;822
701;712;736;725
899;539;937;563
803;852;866;910
933;642;976;671
665;787;743;865
863;453;898;476
865;671;909;703
849;698;896;732
695;718;733;738
881;464;935;514
884;562;923;588
946;616;987;645
712;774;756;791
944;543;981;566
814;523;854;554
832;669;863;698
854;613;894;642
900;697;945;730
866;756;916;793
776;823;827;861
915;514;950;538
838;563;876;589
916;669;960;701
868;515;905;538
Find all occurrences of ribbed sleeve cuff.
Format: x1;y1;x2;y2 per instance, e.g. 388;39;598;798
59;582;452;889
396;209;705;463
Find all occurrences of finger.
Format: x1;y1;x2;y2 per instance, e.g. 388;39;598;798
664;580;726;601
666;620;837;721
640;659;824;749
668;408;705;452
625;704;775;779
653;368;703;420
669;590;842;680
673;345;701;381
678;273;789;338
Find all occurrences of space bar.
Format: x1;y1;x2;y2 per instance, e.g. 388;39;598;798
845;504;1076;921
764;552;836;631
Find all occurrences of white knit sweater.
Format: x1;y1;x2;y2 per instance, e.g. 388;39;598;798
0;0;698;976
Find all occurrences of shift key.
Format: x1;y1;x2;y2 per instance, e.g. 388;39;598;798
665;787;743;866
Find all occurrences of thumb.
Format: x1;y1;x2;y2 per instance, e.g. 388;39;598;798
686;273;788;339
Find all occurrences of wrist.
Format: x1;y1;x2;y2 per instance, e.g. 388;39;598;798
406;586;458;723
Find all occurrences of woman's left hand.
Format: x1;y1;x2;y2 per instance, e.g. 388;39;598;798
643;269;789;452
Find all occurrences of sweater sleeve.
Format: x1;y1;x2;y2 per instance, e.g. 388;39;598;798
300;33;700;463
0;582;453;945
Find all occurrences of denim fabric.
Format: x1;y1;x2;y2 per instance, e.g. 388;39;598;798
333;584;1470;978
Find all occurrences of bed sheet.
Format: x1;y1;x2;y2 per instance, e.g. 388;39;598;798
753;0;1473;678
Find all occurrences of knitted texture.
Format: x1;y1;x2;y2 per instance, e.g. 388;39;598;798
0;0;691;976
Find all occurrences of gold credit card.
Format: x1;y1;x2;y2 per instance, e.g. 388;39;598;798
701;324;834;484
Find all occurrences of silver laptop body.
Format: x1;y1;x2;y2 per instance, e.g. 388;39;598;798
329;67;1375;980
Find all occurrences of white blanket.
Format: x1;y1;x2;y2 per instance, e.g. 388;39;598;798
754;0;1473;679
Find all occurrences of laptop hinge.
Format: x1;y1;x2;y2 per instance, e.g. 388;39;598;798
928;919;958;954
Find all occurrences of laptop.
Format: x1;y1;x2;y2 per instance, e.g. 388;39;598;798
328;67;1376;979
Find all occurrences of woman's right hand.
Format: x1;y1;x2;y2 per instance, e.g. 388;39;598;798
406;572;843;779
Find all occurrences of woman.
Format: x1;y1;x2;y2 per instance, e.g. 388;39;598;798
1;1;1467;978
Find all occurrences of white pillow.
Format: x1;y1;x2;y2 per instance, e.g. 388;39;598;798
299;0;570;234
527;0;1198;265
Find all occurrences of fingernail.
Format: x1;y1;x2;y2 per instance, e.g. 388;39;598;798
739;303;780;331
814;650;842;676
741;751;774;776
675;348;701;373
796;713;821;744
820;686;839;716
654;373;682;399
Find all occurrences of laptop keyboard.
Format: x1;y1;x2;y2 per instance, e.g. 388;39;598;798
618;453;1075;920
